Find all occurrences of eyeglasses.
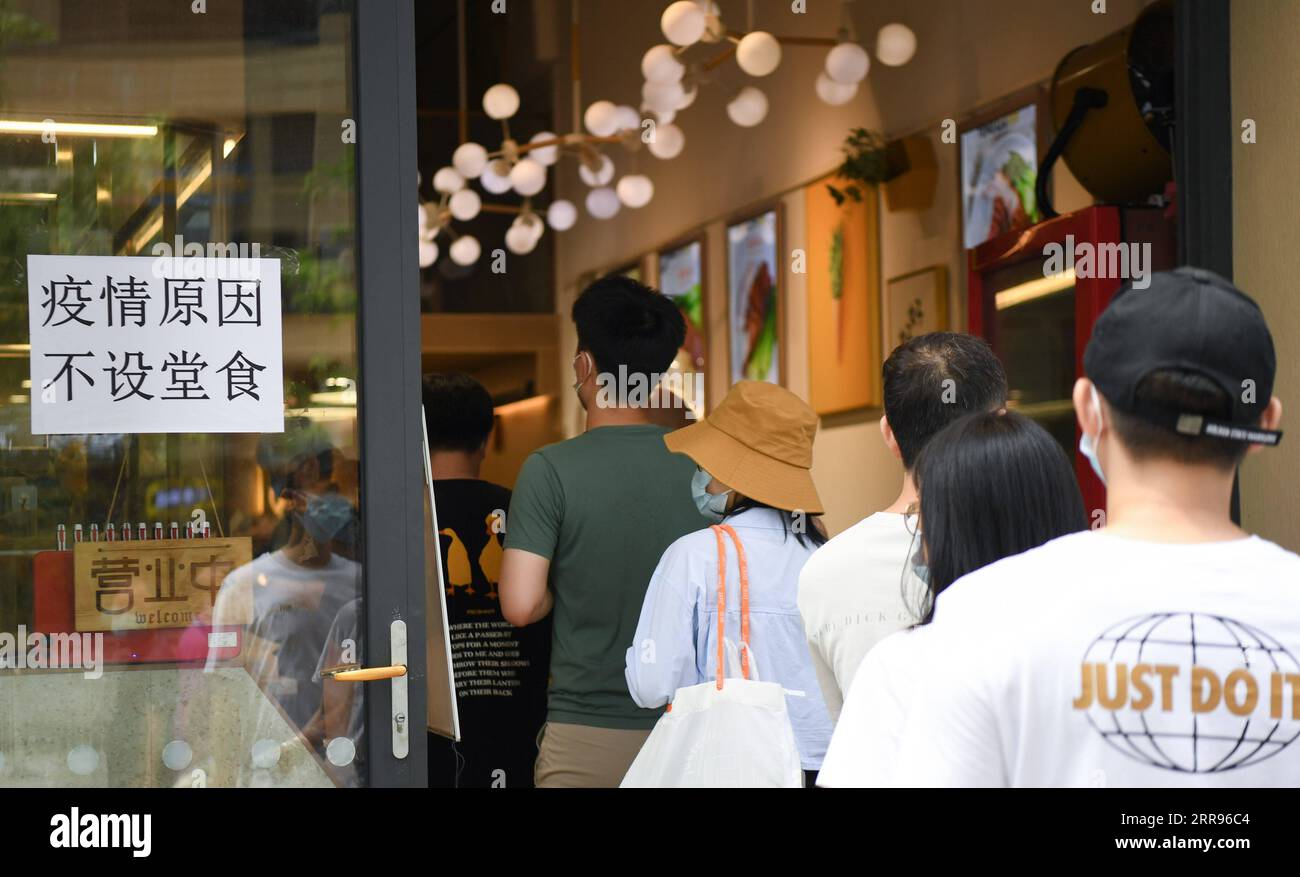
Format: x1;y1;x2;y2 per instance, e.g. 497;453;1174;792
903;502;921;538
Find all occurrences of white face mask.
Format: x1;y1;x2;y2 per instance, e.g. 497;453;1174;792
1078;385;1106;485
691;467;733;523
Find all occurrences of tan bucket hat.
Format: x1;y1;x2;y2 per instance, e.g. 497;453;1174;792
664;380;824;514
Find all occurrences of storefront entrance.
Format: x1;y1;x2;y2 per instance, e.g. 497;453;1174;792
0;0;427;787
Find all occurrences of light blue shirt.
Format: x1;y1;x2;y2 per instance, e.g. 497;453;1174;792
624;507;833;769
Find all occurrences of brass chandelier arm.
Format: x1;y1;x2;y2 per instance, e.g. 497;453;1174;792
487;132;628;161
702;31;840;73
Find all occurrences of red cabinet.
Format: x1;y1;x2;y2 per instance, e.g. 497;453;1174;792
968;205;1176;517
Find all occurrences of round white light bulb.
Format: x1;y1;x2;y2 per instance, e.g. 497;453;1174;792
586;186;621;219
736;31;782;77
482;83;520;120
643;101;675;125
432;166;464;194
528;131;559;166
815;71;858;106
642;44;685;83
519;212;545;242
509;158;547;196
419;239;438;268
578;153;615;187
661;0;706;46
480;159;512;194
505;223;539;255
647;122;685;159
547;199;577;231
450;235;480;266
616;174;655;209
876;23;917;67
825;42;870;84
451;142;488;179
642;80;685;115
584;100;619;137
449;188;481;221
726;86;769;127
613;104;642;133
675;82;698;110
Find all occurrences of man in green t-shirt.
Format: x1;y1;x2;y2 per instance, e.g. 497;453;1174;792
500;275;703;788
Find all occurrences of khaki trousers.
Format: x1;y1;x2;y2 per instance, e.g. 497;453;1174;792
533;721;652;788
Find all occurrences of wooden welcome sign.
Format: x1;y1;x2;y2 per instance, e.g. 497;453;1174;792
72;538;253;633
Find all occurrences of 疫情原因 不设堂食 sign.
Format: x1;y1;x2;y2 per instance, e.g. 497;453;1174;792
26;253;284;434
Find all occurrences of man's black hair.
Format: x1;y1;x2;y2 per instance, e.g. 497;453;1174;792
1107;369;1247;469
571;275;685;379
882;332;1009;468
422;372;495;453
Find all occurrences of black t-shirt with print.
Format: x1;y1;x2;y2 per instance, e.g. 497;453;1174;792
429;478;551;788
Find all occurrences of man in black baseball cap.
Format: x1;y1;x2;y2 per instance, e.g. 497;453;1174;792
892;268;1300;788
1077;266;1283;492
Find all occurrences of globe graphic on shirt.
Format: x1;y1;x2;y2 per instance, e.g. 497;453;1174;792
1079;612;1300;773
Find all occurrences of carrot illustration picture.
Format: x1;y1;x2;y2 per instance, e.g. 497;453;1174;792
830;219;845;359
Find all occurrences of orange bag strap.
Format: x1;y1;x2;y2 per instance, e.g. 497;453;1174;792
710;523;751;689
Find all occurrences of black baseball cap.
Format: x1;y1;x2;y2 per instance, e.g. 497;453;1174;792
1083;267;1282;446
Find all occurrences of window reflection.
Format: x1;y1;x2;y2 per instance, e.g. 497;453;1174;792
0;0;365;788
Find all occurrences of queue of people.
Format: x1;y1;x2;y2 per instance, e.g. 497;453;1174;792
434;265;1300;788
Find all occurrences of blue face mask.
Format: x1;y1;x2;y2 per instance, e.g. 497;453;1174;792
691;467;732;523
1078;386;1107;486
910;548;930;586
301;493;355;543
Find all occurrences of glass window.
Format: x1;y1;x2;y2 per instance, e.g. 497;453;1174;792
0;0;367;787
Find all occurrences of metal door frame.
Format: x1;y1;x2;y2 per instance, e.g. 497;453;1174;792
355;0;426;787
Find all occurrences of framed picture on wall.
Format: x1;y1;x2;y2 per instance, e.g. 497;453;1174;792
883;265;949;353
725;206;782;386
657;237;707;371
804;173;882;414
959;86;1049;250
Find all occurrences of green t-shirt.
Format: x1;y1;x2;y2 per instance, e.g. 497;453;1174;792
505;424;703;729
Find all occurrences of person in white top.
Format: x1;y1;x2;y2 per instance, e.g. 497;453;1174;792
797;332;1007;720
894;268;1297;787
818;410;1086;786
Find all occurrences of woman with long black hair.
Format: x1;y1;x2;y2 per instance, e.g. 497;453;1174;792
818;410;1086;786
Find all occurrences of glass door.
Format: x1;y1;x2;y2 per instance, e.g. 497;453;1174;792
0;0;424;787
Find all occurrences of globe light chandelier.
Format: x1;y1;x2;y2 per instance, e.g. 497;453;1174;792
639;0;917;135
421;0;916;269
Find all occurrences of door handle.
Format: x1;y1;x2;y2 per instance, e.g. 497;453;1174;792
319;619;410;759
320;664;407;682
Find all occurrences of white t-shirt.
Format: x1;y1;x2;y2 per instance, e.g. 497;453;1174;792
894;530;1300;787
817;627;927;787
797;512;921;720
209;550;361;729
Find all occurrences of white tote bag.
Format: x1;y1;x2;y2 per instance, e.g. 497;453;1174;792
621;524;803;788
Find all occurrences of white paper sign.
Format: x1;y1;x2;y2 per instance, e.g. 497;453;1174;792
27;254;284;435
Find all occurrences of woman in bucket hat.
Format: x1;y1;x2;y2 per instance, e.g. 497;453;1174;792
624;381;833;785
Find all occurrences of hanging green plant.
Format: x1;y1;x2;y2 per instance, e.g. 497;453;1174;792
827;127;891;206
